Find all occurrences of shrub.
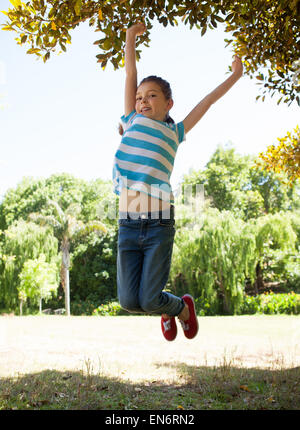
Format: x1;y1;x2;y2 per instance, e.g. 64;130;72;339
241;292;300;315
70;229;118;304
93;300;127;316
194;296;221;316
71;293;101;316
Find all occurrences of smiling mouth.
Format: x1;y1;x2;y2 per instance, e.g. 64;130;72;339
141;107;151;113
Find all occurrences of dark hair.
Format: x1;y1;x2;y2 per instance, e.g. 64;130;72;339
118;75;174;135
139;75;174;125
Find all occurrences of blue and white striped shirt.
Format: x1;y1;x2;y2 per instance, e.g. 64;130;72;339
112;110;185;204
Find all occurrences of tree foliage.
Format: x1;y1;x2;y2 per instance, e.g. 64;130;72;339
70;227;118;307
255;126;300;186
1;0;300;105
0;173;116;312
18;254;59;314
170;209;298;314
0;173;116;231
181;144;299;219
29;199;107;315
0;220;59;308
170;209;257;314
0;163;299;315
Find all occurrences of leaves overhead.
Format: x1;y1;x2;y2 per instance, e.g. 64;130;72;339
1;0;300;104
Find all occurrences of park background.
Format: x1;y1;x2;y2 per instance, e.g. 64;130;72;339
0;0;299;317
0;0;300;412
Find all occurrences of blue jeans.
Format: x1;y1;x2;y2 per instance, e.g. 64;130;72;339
117;206;185;317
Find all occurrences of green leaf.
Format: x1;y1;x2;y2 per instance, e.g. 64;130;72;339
214;15;224;23
27;48;40;54
59;42;66;52
211;16;217;28
277;70;285;78
103;39;111;50
74;0;82;16
226;12;235;22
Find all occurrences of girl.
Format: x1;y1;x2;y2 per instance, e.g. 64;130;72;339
113;23;243;341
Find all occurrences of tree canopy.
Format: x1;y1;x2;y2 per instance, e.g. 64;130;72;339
0;163;299;315
255;125;300;186
2;0;300;105
181;144;300;220
18;254;59;314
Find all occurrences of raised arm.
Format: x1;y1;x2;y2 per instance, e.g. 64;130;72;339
183;56;243;134
124;23;147;117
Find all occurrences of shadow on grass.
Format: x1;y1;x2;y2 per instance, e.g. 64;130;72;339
0;363;299;410
154;361;300;410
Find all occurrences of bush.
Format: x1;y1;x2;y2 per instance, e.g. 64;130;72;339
194;296;221;316
71;293;101;316
70;229;118;304
241;292;300;315
93;300;128;316
241;295;261;315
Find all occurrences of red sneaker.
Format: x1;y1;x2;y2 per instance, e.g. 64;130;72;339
161;316;177;341
179;294;199;339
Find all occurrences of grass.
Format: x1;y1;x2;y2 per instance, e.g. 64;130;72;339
1;361;299;410
0;315;300;410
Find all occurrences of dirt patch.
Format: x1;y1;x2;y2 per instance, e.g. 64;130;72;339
1;315;299;383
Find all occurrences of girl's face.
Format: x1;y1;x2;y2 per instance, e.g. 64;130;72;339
135;81;173;122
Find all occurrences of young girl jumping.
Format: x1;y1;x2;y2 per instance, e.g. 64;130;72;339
112;23;243;341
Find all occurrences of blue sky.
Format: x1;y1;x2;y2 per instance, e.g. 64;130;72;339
1;0;299;200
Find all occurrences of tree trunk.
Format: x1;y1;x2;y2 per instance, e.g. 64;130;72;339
39;297;42;314
220;281;230;314
217;274;230;314
65;268;70;316
254;261;264;294
61;238;71;316
20;299;23;316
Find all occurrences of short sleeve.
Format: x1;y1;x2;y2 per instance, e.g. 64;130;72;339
176;121;186;144
120;110;136;133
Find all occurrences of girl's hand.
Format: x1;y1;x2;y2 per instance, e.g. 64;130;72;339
232;55;243;77
127;22;147;37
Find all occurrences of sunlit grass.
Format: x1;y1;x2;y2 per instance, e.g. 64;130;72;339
0;315;299;409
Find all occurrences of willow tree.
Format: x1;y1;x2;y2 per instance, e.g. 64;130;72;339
29;199;107;316
245;212;297;293
1;0;299;105
18;254;59;315
170;209;257;315
0;219;59;309
170;208;298;314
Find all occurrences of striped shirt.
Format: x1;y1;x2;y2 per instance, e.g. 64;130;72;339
112;110;185;204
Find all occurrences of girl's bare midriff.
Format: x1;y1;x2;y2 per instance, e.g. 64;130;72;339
119;188;171;213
